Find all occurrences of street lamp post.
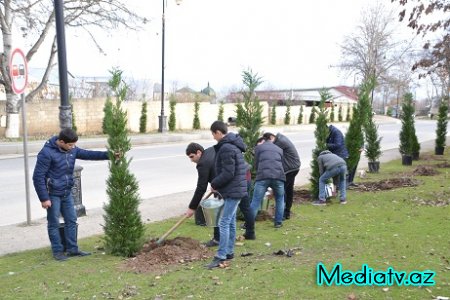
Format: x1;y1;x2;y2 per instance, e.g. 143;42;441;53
158;0;167;133
54;0;72;130
54;0;85;217
158;0;182;133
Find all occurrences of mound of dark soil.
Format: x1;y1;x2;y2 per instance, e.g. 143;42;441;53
353;177;419;192
293;189;312;204
420;154;447;161
412;165;439;176
123;237;212;274
256;210;273;221
436;161;450;168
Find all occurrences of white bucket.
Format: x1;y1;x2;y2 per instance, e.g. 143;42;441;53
260;188;273;211
325;183;335;198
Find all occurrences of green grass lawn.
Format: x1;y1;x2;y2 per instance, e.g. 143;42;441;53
1;151;449;300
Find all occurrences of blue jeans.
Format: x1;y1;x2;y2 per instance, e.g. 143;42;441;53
250;179;285;224
319;165;347;201
47;194;78;254
216;198;240;260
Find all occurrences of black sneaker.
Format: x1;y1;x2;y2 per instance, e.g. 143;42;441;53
204;239;219;247
205;256;225;269
67;250;91;257
53;252;69;261
312;200;326;206
274;223;283;228
226;253;234;260
283;213;291;220
243;232;256;240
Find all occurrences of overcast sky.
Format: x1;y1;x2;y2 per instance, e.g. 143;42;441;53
28;0;420;95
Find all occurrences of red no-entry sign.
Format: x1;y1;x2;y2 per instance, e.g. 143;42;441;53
9;48;28;94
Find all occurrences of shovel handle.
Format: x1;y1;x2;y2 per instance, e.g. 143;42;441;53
203;191;214;200
156;215;188;245
203;191;223;200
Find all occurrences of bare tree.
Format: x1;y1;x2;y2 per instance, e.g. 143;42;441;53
414;34;450;98
0;0;145;137
392;0;449;99
339;2;413;86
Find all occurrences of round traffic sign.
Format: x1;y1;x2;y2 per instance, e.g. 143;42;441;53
9;48;28;94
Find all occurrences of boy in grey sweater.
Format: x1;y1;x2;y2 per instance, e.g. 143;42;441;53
313;150;347;206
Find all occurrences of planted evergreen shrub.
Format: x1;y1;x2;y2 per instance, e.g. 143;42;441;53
297;105;304;124
365;118;382;162
345;104;364;174
193;101;201;129
139;101;147;133
284;103;291;125
435;97;449;154
338;105;343;122
236;69;264;172
309;106;316;124
69;94;77;132
330;104;335;122
399;92;415;157
217;103;224;122
270;104;277;125
411;129;420;159
168;95;177;131
346;105;351;121
345;78;375;175
103;68;144;257
309;89;330;199
102;97;113;134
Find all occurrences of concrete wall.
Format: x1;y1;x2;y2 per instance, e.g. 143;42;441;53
0;99;353;137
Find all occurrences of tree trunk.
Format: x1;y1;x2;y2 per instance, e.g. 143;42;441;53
4;93;20;138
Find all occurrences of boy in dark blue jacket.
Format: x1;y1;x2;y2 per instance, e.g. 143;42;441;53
33;129;110;261
206;121;247;269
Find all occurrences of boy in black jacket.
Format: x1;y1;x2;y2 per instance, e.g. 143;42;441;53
185;142;255;247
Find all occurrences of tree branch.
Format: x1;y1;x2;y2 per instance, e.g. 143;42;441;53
26;10;54;62
26;36;57;102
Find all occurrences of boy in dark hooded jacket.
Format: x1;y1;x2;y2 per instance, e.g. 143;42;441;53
250;137;286;228
33;128;110;261
262;132;300;220
206;121;247;269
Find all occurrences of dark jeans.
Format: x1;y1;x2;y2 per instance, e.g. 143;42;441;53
195;206;206;226
347;165;357;184
47;194;78;254
214;194;254;241
284;170;299;216
346;156;360;185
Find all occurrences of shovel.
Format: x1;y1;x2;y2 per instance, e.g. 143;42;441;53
155;192;214;245
156;215;188;245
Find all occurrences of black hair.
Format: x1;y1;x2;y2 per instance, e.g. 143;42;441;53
58;128;78;143
256;137;266;145
186;142;204;156
262;132;275;140
210;120;228;134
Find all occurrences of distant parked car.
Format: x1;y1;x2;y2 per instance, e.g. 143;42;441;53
227;116;237;126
